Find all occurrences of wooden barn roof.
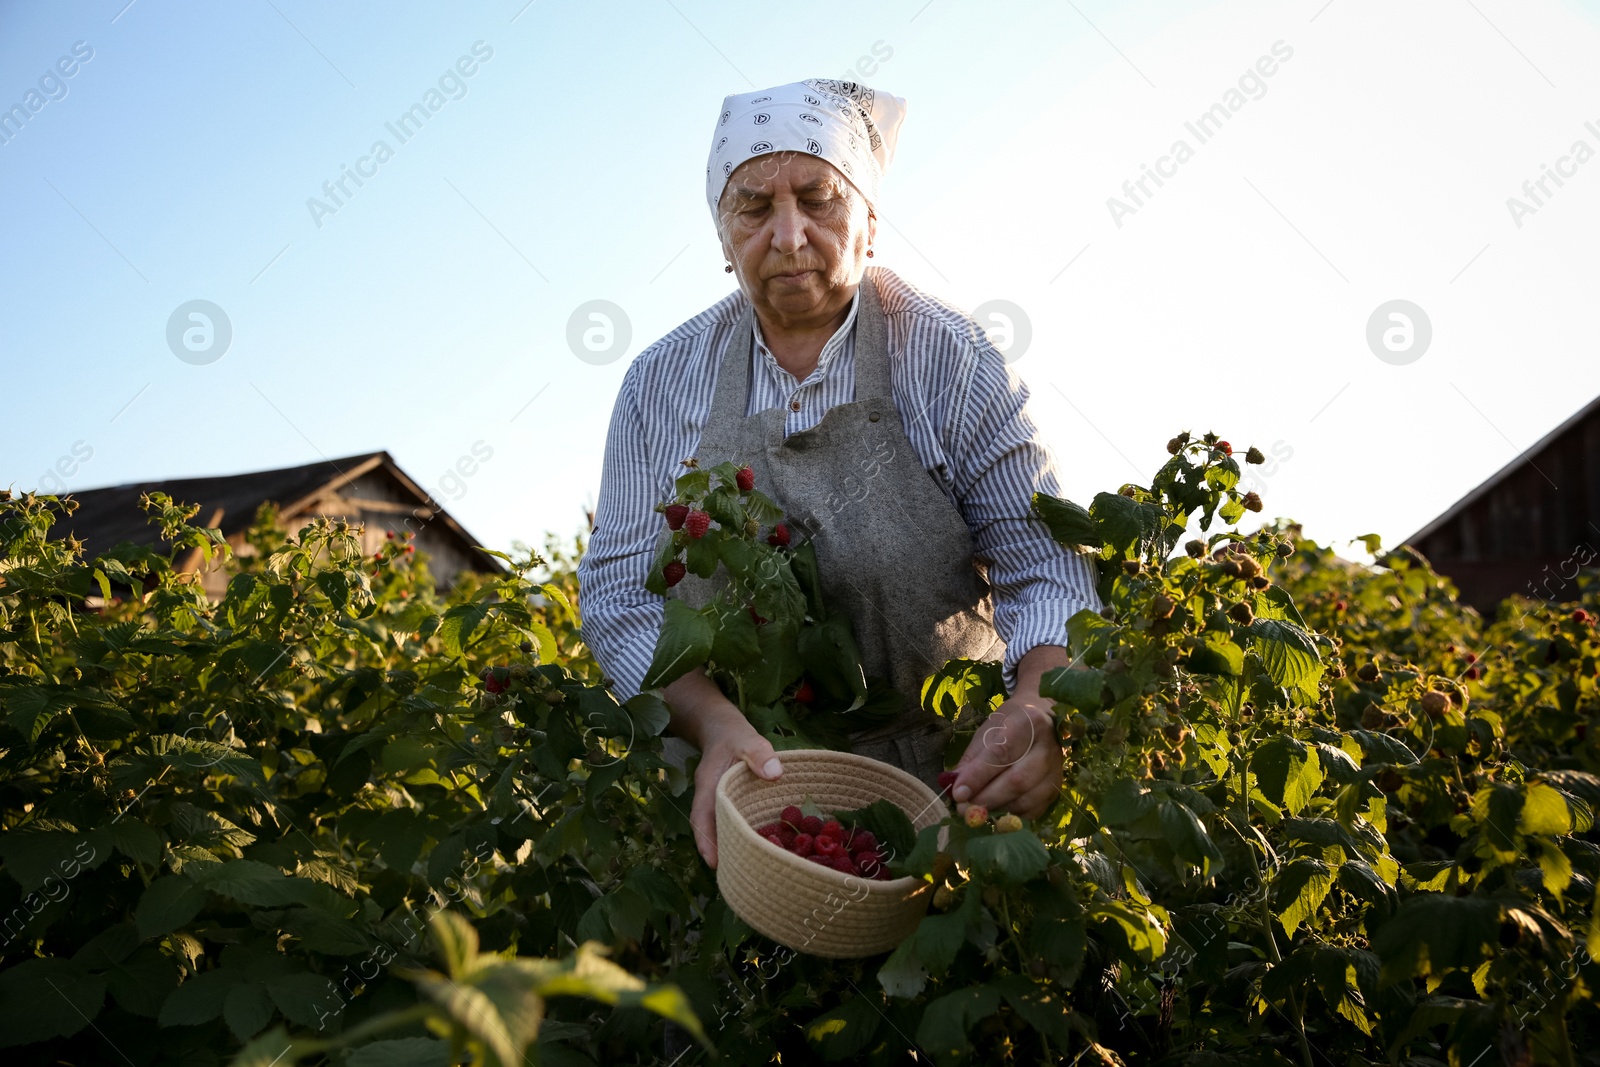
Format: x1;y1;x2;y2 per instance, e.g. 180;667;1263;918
61;451;502;573
1403;392;1600;547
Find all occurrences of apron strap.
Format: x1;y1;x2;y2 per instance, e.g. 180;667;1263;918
704;269;893;430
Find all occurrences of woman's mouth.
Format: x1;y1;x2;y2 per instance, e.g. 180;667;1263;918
771;269;813;283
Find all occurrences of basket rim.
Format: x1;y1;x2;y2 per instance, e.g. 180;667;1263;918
715;749;945;893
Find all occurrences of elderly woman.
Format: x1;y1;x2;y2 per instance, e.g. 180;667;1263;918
578;79;1099;867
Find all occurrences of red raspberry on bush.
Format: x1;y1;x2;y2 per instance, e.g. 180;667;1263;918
1215;440;1232;456
937;771;958;793
483;668;509;694
781;806;803;827
1466;666;1482;680
794;680;815;704
662;560;686;587
767;522;790;547
1575;609;1592;624
663;503;689;530
736;466;755;492
685;510;711;539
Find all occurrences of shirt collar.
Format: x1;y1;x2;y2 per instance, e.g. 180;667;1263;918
751;287;862;382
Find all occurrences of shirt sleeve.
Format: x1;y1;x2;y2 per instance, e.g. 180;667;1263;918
576;365;664;700
946;344;1102;694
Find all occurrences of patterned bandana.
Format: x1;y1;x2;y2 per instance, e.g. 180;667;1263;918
705;78;909;222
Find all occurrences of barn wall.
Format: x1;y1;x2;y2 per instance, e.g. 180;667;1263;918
1413;406;1600;611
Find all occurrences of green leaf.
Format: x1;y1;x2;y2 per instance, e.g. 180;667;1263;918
708;599;761;668
1370;895;1501;983
1089;491;1166;555
1521;782;1573;835
1253;736;1323;815
0;957;105;1047
111;819;164;868
1039;666;1103;712
0;827;110;893
1348;729;1418;766
136;876;209;938
346;1038;450;1067
224;982;275;1041
1274;858;1334;937
159;967;239;1026
1158;799;1225;876
685;532;720;578
642;599;714;690
877;935;929;998
1088;900;1167;962
1183;635;1243;677
1098;778;1155;827
1246;618;1323;698
993;973;1076;1045
966;832;1050;885
1032;493;1098;548
437;602;492;657
914;984;1002;1063
805;996;883;1061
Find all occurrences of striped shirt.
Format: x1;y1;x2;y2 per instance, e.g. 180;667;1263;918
577;266;1101;701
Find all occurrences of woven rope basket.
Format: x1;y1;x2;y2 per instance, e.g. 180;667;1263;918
715;748;949;959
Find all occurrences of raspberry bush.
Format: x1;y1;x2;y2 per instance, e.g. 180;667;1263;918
0;427;1596;1066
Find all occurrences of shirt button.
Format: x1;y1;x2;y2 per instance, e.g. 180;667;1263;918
790;399;801;412
868;411;880;423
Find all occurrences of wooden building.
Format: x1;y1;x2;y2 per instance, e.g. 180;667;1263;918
1404;394;1600;613
64;452;501;598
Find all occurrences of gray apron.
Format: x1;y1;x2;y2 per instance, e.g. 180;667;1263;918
679;269;1003;788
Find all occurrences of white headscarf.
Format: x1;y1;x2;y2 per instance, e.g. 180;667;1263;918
705;78;909;222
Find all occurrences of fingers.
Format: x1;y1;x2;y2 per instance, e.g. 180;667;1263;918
691;735;783;870
690;758;722;869
737;735;783;782
951;704;1042;805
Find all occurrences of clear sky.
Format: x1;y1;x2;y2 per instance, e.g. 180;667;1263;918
4;0;1599;564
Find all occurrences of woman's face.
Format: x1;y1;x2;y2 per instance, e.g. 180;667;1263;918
717;153;876;330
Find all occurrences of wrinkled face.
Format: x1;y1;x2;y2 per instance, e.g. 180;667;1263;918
716;153;877;327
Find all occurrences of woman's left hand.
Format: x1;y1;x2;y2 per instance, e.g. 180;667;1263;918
948;693;1064;820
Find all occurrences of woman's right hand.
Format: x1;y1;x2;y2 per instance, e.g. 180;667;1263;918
662;668;783;868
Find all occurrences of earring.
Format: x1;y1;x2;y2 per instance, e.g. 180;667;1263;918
866;249;874;258
725;264;734;273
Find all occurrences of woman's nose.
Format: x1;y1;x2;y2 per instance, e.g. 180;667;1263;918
770;203;807;254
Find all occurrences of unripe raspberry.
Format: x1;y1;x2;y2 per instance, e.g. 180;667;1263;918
1122;559;1142;576
1185;539;1206;558
1420;691;1449;719
1228;601;1254;626
994;813;1023;834
933;885;954;910
964;805;989;828
1245;446;1265;464
1150;593;1175;620
1241;492;1263;513
743;517;760;538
